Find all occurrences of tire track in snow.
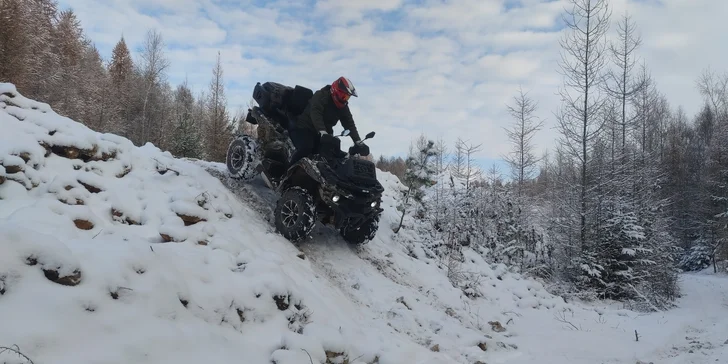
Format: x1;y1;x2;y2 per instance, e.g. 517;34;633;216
200;163;373;301
642;273;728;364
202;162;442;306
200;163;455;353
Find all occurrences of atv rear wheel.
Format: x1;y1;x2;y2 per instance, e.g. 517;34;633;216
226;135;259;181
274;187;317;242
341;217;379;245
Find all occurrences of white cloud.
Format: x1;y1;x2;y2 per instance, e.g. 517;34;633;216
478;52;542;80
56;0;728;166
315;0;405;23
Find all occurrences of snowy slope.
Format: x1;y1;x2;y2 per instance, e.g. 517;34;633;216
0;83;445;364
1;82;727;364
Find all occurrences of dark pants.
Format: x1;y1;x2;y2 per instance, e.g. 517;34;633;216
289;128;319;166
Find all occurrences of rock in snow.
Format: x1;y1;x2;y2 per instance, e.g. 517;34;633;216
2;82;728;364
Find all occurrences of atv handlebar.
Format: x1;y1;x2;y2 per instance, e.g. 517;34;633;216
320;129;375;160
333;129;376;141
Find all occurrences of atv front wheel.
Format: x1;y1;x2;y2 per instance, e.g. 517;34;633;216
341;217;379;245
226;134;259;181
274;187;317;242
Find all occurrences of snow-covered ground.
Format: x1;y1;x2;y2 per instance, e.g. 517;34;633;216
1;82;727;364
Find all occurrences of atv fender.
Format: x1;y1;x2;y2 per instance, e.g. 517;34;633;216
278;160;324;197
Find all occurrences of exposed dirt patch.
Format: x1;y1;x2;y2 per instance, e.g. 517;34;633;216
43;267;82;286
325;350;350;364
73;219;94;230
177;213;206;226
116;165;131;178
111;208;140;225
274;294;291;311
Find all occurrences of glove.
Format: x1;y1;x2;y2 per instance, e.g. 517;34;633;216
319;132;340;155
350;142;370;156
320;132;336;144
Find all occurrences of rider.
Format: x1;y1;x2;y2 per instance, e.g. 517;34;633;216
289;76;368;166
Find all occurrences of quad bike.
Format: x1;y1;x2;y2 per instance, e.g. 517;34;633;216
225;82;384;245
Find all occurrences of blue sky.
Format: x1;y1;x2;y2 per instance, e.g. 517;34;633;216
57;0;726;176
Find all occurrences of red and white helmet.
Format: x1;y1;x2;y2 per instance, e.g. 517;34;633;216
331;76;357;108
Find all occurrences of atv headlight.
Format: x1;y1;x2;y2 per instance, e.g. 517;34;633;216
370;201;377;207
332;195;340;202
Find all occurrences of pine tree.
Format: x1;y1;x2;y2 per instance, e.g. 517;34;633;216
24;0;61;101
107;36;134;136
76;43;110;130
0;0;30;90
394;136;438;233
170;81;201;158
52;9;85;120
109;37;132;87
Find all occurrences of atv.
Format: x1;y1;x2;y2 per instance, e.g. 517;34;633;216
225;81;384;245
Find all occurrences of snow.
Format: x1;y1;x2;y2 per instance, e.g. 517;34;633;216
1;81;728;364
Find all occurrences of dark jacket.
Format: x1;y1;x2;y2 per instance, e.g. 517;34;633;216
295;85;360;141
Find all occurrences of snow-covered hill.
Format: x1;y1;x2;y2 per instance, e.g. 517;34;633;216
1;82;727;364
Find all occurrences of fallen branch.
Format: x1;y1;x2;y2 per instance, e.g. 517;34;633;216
301;349;314;364
629;284;662;312
554;310;581;331
501;310;523;318
0;345;35;364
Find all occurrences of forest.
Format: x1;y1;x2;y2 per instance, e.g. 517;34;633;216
377;0;728;310
1;0;726;310
0;0;252;163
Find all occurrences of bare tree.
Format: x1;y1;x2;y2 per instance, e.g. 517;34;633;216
234;98;258;137
0;0;30;89
203;51;233;162
138;29;170;144
606;11;647;152
631;62;657;156
555;0;612;249
503;86;544;196
696;67;728;119
451;138;482;192
432;138;449;226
